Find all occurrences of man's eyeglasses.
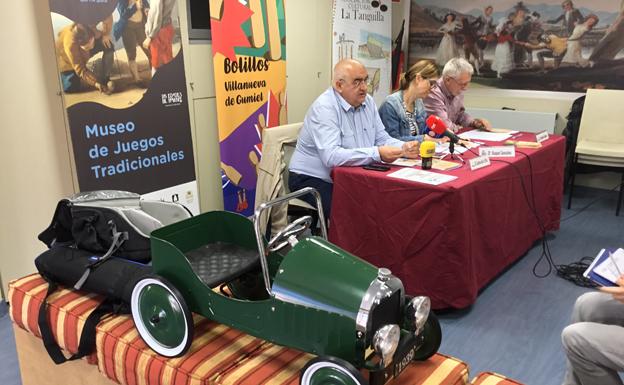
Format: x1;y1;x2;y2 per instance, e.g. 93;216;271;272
344;76;369;88
449;77;471;88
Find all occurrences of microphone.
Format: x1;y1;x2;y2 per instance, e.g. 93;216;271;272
426;115;461;144
419;141;435;170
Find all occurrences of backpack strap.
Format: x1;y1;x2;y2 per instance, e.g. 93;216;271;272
37;277;119;364
74;221;128;290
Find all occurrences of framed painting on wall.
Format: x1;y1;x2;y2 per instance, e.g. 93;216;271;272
407;0;624;92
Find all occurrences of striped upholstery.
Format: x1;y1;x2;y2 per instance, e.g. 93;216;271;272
471;372;525;385
10;274;469;385
9;274;103;365
97;314;266;385
395;354;469;385
212;342;311;385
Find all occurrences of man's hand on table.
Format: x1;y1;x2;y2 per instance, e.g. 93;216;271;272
379;146;405;163
471;118;492;131
402;141;420;159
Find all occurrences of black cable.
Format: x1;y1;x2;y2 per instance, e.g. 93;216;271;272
554;256;598;288
462;145;596;286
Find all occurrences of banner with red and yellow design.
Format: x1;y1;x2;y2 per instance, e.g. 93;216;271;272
210;0;287;215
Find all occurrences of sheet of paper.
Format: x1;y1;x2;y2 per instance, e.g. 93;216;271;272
459;130;513;142
387;168;457;185
425;159;463;171
489;128;519;134
390;158;419;167
594;248;624;283
389;157;462;171
435;142;476;156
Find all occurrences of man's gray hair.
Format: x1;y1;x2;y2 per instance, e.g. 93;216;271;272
442;58;474;78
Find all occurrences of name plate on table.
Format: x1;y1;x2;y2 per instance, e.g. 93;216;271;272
535;131;549;143
479;146;516;158
469;156;491;170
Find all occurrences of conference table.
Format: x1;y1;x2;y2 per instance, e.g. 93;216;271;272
328;132;565;309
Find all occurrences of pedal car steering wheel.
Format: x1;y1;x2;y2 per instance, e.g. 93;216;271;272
267;215;313;252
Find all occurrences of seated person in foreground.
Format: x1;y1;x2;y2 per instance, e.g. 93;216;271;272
561;276;624;385
288;59;420;220
379;59;447;143
424;57;491;133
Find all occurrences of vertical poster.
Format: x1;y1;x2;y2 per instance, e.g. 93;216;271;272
49;0;199;213
210;0;287;216
332;0;393;106
408;0;624;92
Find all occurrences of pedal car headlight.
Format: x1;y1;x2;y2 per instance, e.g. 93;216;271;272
407;296;431;334
373;324;400;367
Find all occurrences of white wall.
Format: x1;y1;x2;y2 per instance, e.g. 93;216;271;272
0;2;75;299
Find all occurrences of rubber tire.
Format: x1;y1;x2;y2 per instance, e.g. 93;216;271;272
300;356;367;385
131;276;193;357
413;312;442;361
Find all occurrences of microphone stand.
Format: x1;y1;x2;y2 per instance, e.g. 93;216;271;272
442;141;464;163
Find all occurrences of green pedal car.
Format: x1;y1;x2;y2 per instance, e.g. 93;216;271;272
131;187;442;385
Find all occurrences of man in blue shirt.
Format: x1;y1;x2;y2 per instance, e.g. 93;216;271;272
289;59;420;221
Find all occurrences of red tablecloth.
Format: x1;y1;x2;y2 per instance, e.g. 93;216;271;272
329;133;565;309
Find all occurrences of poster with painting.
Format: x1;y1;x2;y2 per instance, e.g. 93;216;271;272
408;0;624;92
48;0;199;213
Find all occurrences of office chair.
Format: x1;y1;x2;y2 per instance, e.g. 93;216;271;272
255;122;317;237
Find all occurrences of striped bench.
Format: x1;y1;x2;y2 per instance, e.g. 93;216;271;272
471;372;525;385
9;274;469;385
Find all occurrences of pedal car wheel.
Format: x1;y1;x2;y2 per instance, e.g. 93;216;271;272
412;312;442;361
300;356;366;385
131;276;193;357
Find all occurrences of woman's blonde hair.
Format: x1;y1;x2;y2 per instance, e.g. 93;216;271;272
399;59;439;90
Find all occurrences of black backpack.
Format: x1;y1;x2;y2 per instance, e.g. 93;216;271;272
35;190;192;364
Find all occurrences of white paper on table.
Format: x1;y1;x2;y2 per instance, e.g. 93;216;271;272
459;130;513;142
594;248;624;283
387;168;457;185
435;142;470;155
489;128;519;133
389;158;420;167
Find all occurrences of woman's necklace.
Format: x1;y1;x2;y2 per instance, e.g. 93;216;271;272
402;92;414;114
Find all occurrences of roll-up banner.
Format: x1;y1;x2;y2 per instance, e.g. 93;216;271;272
210;0;287;216
333;0;393;106
49;0;198;213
